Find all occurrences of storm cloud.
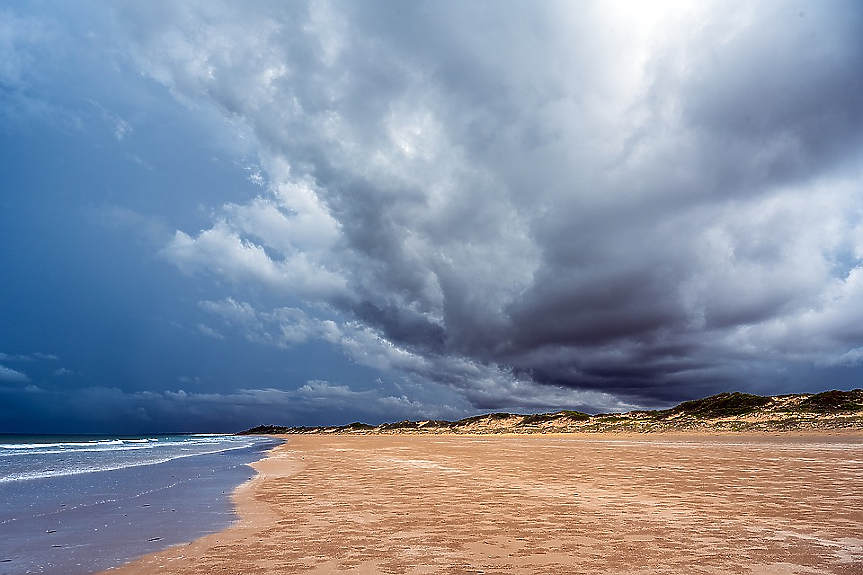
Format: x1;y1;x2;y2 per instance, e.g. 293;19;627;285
144;2;863;404
2;1;862;430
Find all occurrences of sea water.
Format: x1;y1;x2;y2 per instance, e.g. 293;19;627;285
0;434;281;575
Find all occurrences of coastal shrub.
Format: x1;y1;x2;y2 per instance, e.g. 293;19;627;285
238;424;292;435
656;392;771;419
797;389;863;412
454;412;516;426
559;410;591;421
519;413;556;425
517;410;591;425
594;414;629;422
340;422;375;431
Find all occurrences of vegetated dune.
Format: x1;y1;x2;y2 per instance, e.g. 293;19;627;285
240;389;863;435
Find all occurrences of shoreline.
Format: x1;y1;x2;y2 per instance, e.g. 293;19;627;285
0;434;277;575
103;431;863;574
99;439;297;575
100;439;298;575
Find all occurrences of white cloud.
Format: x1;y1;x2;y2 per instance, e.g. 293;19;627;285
197;324;224;340
0;364;29;382
163;218;347;300
199;298;337;348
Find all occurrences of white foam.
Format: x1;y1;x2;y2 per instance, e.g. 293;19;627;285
0;436;264;483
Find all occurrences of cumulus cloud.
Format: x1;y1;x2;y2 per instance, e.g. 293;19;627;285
200;298;340;347
112;1;863;409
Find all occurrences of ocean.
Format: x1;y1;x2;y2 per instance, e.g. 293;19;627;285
0;433;281;575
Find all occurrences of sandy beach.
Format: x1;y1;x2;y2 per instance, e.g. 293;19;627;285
104;433;863;575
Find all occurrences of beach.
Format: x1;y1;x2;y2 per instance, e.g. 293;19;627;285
104;433;863;575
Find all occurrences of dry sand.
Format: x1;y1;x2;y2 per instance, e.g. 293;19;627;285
104;433;863;574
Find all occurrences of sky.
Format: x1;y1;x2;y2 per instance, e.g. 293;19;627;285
1;0;862;433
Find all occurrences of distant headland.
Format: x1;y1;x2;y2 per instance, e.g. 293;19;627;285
239;389;863;436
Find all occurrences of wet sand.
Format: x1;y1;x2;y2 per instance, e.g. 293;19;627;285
104;433;863;574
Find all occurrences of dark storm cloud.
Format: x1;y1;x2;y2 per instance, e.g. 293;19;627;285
123;0;863;410
5;0;860;430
